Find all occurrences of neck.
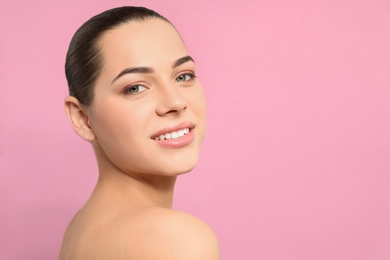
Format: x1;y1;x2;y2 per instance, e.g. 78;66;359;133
94;164;177;209
90;142;178;208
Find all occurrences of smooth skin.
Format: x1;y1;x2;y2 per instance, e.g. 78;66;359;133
59;19;219;259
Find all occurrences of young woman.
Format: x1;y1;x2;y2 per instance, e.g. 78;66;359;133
59;6;219;259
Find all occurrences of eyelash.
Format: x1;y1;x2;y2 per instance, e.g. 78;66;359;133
175;72;197;83
123;73;197;95
123;84;147;95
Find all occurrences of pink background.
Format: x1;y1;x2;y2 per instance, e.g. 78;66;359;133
1;0;390;259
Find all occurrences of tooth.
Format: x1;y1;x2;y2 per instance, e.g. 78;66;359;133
171;131;179;139
156;128;191;141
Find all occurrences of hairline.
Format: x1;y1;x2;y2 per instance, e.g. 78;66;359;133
84;17;175;107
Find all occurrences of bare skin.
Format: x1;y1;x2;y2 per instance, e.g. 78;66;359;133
59;18;219;259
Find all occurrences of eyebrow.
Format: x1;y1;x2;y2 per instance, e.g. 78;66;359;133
173;55;195;68
111;55;195;84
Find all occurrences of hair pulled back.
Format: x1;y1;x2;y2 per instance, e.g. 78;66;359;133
65;6;169;106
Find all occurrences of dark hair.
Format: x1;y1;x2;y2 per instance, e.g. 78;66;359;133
65;6;169;106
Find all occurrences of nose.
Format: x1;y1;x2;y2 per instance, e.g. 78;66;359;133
156;85;187;116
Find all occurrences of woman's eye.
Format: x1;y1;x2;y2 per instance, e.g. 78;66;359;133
175;73;195;82
125;85;147;94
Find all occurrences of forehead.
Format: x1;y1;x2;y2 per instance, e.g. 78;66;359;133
98;19;188;69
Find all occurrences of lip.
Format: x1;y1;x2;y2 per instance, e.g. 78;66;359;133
151;122;195;139
151;122;195;148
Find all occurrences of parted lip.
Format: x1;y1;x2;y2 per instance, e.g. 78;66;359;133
150;122;195;139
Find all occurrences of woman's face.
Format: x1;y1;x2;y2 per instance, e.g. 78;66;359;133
88;18;206;177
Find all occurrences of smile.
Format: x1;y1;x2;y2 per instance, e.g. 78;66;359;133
153;128;190;141
151;122;195;148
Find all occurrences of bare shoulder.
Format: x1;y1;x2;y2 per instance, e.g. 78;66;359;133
59;207;219;259
122;208;220;259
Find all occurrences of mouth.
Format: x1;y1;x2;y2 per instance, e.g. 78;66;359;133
153;127;191;141
150;122;195;146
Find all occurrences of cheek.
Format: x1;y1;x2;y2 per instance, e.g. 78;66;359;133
188;86;206;119
89;98;155;172
91;98;148;142
185;86;207;139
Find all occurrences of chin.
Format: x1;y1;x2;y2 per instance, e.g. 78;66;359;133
173;163;197;176
155;153;200;176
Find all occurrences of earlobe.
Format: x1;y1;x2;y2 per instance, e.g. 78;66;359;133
64;96;95;141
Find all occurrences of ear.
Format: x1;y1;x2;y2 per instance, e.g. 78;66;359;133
64;96;95;141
